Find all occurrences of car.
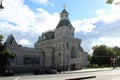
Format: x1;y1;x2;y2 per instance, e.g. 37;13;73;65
1;69;14;76
44;69;57;74
33;69;57;75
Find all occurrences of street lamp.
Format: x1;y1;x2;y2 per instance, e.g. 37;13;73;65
111;57;117;69
0;0;4;10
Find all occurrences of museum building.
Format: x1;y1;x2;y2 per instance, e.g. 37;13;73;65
5;8;88;72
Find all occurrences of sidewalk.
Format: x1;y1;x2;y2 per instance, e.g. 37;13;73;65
64;67;113;74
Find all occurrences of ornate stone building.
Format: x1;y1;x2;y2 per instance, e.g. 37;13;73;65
5;8;87;71
35;8;88;70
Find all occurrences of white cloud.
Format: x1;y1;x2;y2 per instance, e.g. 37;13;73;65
19;39;30;46
33;8;59;33
72;19;96;33
113;0;120;4
95;9;106;15
0;0;120;54
0;0;59;47
73;5;120;53
93;37;120;47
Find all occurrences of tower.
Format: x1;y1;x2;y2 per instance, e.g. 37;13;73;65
54;8;75;39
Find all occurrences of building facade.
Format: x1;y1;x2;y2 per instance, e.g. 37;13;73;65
5;8;87;71
35;8;88;70
5;35;44;67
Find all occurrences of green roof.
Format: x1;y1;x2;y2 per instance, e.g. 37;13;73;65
44;31;54;40
37;31;54;43
56;19;72;29
60;9;68;14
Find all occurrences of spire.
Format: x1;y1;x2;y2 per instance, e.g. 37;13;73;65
60;5;69;21
60;4;68;15
56;7;73;29
63;4;66;9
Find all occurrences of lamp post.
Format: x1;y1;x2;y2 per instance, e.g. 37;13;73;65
0;0;4;10
111;57;116;69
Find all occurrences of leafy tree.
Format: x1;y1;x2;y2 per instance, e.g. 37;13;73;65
112;46;120;56
106;0;113;4
87;54;91;62
0;34;15;74
106;0;120;5
112;46;120;66
90;45;116;67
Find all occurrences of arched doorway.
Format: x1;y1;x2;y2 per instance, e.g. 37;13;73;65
71;63;77;70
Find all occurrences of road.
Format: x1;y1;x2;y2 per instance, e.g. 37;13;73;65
0;68;120;80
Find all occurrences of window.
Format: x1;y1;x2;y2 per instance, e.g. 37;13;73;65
71;46;77;58
66;42;69;48
66;30;69;36
24;56;40;65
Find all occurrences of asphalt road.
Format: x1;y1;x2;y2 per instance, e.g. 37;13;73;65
0;68;120;80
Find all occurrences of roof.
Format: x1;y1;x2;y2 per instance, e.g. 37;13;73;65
56;19;72;29
37;31;54;43
60;9;68;14
5;34;17;44
44;31;54;40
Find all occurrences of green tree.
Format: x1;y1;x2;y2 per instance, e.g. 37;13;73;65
112;46;120;66
106;0;113;4
106;0;120;5
90;45;116;67
0;34;15;74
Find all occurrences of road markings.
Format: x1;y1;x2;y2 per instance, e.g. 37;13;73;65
14;77;21;80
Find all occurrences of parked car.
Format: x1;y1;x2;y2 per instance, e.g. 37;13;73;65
1;69;14;76
44;69;57;74
33;69;57;75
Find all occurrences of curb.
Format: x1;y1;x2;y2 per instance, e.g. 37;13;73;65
65;76;96;80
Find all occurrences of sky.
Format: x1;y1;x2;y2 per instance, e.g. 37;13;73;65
0;0;120;54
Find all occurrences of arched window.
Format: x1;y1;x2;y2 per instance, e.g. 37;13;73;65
66;30;69;36
71;46;77;58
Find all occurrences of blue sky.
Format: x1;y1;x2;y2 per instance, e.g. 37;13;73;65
0;0;120;54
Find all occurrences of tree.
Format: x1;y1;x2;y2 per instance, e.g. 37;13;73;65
112;46;120;66
0;34;15;74
90;45;116;67
106;0;120;5
106;0;113;4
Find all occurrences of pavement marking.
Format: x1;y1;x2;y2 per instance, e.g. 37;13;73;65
14;77;21;80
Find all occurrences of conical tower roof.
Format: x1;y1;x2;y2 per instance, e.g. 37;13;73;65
56;9;73;29
60;9;68;14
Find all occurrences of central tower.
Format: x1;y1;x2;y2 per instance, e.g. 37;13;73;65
54;8;75;39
